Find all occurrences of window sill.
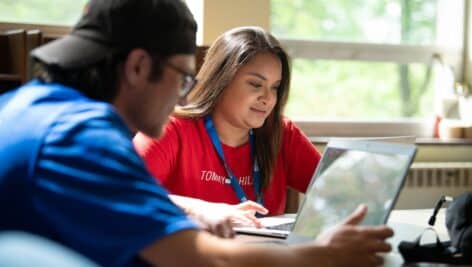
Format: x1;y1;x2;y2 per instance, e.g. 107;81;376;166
309;136;472;146
309;136;472;163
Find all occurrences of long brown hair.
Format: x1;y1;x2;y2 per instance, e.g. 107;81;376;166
176;26;291;191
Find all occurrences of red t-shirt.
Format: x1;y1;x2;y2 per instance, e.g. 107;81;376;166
133;116;321;215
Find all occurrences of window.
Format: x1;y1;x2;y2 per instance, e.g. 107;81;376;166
287;60;434;119
271;0;465;136
0;0;88;26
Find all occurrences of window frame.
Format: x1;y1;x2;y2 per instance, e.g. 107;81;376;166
281;40;463;80
283;40;463;137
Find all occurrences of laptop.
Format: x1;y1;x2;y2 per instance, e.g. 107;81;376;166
234;140;417;244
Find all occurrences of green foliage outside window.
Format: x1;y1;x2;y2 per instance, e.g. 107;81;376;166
0;0;88;26
271;0;437;119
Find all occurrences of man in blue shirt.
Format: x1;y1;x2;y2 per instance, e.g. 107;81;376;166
0;0;393;266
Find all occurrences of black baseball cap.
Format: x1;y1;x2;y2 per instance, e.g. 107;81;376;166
446;192;472;258
32;0;197;69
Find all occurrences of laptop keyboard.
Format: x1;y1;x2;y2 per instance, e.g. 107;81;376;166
266;222;294;231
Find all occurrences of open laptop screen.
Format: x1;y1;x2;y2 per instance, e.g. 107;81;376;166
288;140;416;243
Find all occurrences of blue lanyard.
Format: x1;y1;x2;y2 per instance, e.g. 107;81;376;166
204;115;263;205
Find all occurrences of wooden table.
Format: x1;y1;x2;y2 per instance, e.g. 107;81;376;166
237;209;468;266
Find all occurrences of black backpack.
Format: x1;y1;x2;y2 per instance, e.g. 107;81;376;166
399;192;472;265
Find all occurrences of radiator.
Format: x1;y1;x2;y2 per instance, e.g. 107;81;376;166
395;162;472;210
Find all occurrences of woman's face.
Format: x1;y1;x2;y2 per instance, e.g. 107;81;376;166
213;52;281;130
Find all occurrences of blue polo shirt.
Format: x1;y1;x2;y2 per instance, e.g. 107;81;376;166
0;80;197;267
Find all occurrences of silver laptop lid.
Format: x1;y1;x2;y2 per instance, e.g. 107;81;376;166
287;140;416;244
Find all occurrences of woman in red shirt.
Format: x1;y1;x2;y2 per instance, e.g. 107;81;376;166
134;26;321;226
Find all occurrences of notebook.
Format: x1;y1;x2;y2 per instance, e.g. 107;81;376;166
234;140;417;244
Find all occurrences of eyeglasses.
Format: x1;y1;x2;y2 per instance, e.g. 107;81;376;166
166;62;197;98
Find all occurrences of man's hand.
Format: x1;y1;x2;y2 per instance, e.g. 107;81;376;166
313;205;394;267
188;211;235;238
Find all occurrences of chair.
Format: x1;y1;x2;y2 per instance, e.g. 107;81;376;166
285;188;300;213
0;29;27;93
195;45;209;73
0;29;43;93
25;30;43;81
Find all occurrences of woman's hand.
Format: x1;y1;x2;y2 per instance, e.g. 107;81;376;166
169;195;268;238
230;200;269;227
190;200;269;235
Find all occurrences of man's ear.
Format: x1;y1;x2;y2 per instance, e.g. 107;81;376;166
122;49;152;87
